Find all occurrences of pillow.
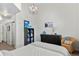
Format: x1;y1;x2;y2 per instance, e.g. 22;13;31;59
64;37;70;40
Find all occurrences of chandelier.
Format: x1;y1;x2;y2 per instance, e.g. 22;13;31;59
29;4;39;14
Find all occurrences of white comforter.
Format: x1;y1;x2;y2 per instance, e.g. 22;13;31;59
0;42;70;56
31;42;70;56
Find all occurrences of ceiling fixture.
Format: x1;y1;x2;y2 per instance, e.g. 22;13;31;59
2;10;12;17
0;10;12;18
29;4;39;14
3;10;9;16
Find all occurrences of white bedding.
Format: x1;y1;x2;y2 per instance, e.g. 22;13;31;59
31;42;70;56
0;42;70;56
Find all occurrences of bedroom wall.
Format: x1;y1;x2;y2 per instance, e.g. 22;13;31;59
21;3;79;41
36;3;79;50
36;3;79;40
22;3;41;41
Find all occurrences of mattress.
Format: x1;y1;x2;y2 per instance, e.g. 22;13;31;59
0;42;70;56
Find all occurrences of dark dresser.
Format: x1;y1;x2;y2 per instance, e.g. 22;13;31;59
40;34;61;45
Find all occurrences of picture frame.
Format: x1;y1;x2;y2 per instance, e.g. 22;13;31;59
45;22;53;28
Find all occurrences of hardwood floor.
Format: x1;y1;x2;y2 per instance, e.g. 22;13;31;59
0;42;15;51
71;51;79;56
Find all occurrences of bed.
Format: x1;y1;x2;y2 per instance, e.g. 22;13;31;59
0;42;70;56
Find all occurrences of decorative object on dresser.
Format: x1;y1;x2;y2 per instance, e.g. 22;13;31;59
40;34;61;45
61;36;76;53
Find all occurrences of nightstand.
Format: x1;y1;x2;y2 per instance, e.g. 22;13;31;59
61;37;76;53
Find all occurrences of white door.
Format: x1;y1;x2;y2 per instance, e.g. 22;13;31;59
3;24;7;42
6;23;12;45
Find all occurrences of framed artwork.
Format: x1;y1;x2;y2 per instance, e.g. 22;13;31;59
45;22;53;28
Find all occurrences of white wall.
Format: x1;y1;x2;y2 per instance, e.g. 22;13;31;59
34;3;79;41
14;3;41;48
21;3;79;41
32;3;79;51
22;3;41;41
15;12;24;48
